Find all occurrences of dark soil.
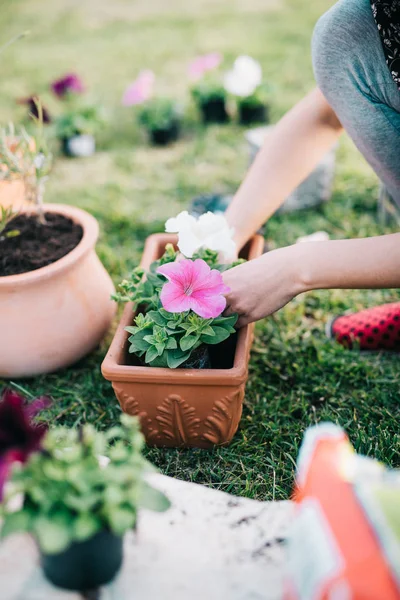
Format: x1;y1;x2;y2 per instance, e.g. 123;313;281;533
0;212;83;277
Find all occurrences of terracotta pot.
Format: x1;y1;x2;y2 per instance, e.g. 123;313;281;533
0;204;116;378
0;180;27;210
102;233;264;449
0;136;35;209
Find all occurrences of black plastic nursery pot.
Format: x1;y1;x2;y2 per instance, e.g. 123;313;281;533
40;530;123;592
200;98;229;124
239;104;269;126
149;122;180;146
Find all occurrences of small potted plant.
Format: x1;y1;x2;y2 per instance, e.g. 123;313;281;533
1;411;170;593
189;53;229;124
0;120;115;378
51;73;104;157
122;71;181;146
102;211;264;449
224;56;270;125
138;97;182;146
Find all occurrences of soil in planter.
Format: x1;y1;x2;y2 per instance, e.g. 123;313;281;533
0;212;83;277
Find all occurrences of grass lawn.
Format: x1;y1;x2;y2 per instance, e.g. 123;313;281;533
1;0;399;501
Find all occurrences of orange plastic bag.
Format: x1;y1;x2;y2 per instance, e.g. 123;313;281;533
285;424;400;600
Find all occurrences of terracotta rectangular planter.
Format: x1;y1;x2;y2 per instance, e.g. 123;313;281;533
102;233;264;449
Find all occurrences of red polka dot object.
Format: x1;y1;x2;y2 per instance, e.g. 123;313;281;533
330;302;400;351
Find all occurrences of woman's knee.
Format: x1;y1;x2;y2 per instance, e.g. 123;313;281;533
312;0;382;101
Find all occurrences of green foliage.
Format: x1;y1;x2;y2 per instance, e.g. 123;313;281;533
138;98;182;131
54;103;105;139
126;309;237;368
112;243;178;310
191;74;227;104
192;247;246;271
0;415;170;554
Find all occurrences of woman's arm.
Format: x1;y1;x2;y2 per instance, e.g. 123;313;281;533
223;234;400;327
225;87;343;249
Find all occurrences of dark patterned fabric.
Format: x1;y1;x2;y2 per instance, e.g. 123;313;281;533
371;1;400;88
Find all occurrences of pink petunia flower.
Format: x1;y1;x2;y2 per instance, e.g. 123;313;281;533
51;73;85;98
188;53;222;81
122;70;155;106
157;258;230;319
0;389;51;500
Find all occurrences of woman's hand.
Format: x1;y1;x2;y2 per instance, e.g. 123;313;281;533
223;246;303;328
223;233;400;328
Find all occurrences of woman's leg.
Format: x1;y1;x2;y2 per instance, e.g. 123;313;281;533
312;0;400;205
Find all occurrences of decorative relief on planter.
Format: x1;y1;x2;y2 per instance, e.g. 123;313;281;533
114;387;159;443
201;390;243;445
155;395;201;446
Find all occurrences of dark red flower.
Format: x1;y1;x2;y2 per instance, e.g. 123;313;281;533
0;389;51;499
17;96;52;123
51;73;85;98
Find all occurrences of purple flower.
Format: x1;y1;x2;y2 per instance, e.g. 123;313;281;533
122;70;155;106
17;96;52;123
0;389;51;500
51;73;85;99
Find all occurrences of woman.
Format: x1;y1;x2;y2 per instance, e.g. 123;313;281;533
223;0;400;351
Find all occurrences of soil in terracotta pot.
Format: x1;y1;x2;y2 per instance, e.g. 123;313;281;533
0;212;83;276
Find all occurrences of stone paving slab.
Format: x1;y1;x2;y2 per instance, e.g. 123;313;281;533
0;474;294;600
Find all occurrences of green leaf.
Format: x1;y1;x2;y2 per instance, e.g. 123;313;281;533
155;343;165;356
1;511;32;538
145;346;159;363
138;482;171;512
213;314;238;328
166;349;191;369
201;326;232;345
146;311;167;326
108;507;136;536
64;491;101;512
34;515;72;555
180;335;200;352
73;513;101;542
166;337;177;350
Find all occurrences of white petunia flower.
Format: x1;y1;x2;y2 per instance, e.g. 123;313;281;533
165;210;236;261
224;55;262;98
165;210;196;233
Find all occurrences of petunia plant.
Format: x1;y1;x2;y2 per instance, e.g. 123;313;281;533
0;414;170;555
224;55;271;124
113;212;244;369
